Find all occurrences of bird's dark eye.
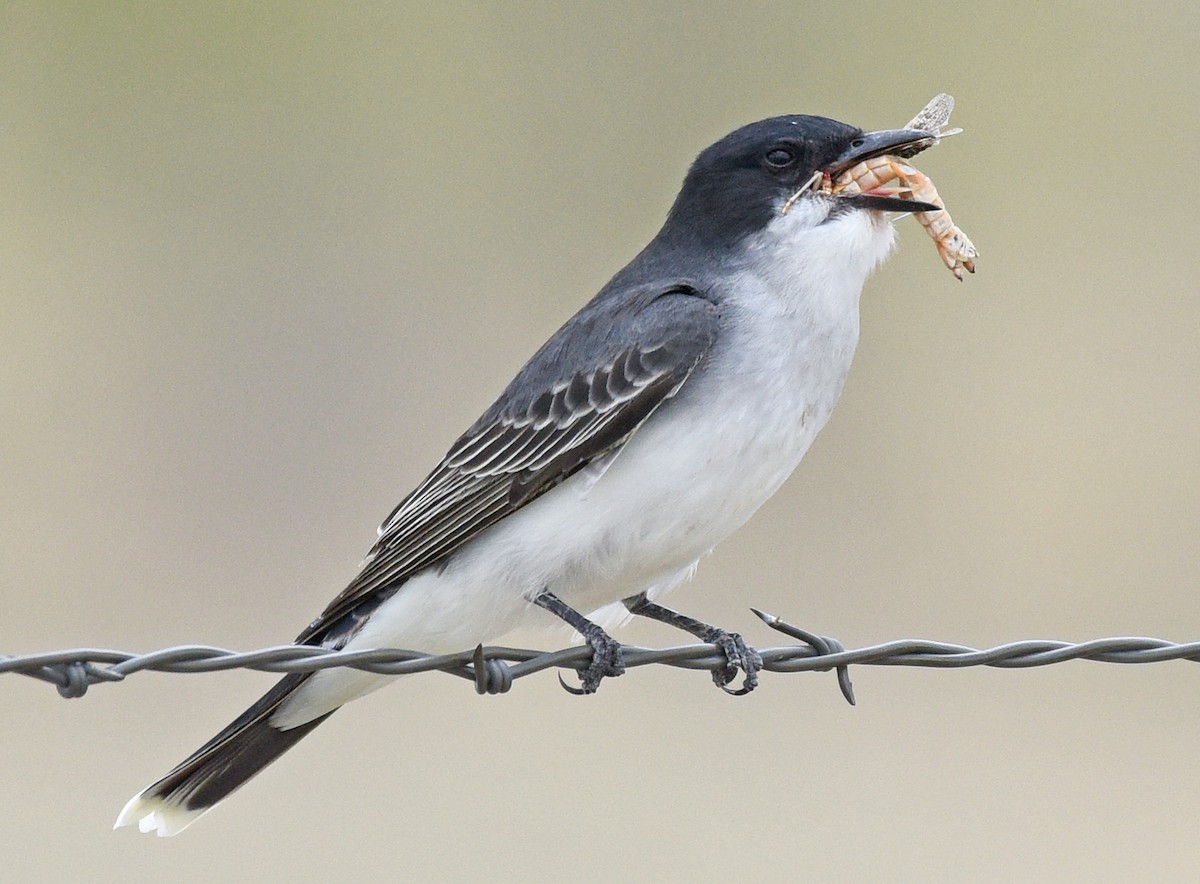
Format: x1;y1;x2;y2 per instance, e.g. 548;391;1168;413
764;147;795;169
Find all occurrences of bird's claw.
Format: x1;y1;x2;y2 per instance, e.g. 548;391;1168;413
559;630;625;695
705;629;762;695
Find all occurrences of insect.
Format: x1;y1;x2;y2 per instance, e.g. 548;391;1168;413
785;94;978;280
826;155;978;280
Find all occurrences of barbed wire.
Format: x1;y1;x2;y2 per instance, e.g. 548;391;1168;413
5;609;1200;704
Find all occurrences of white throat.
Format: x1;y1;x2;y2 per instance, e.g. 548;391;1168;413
739;199;896;321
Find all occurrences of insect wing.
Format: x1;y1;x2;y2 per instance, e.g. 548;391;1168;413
906;93;955;133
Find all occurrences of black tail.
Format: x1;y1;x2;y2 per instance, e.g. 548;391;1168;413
115;673;332;836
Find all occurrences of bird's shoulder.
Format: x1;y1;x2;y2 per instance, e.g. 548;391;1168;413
471;279;722;429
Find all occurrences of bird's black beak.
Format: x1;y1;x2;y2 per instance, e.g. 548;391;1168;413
824;128;941;213
828;127;938;174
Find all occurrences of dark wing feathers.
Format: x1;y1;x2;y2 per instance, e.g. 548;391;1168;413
298;286;719;644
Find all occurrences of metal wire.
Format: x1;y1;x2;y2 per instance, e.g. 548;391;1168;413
5;608;1200;702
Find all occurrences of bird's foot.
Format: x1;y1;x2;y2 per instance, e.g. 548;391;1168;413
703;628;762;696
561;623;625;695
532;589;626;695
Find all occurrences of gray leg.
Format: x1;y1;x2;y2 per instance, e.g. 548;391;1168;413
623;593;762;695
533;589;625;694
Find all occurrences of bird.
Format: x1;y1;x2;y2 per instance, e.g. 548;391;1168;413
116;112;944;836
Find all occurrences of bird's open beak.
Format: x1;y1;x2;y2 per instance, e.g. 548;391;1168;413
824;128;941;213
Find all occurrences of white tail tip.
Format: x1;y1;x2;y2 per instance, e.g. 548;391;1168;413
114;790;209;837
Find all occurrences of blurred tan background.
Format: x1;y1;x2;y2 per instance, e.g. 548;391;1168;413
3;2;1199;880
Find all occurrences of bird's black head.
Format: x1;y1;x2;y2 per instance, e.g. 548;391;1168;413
658;115;936;250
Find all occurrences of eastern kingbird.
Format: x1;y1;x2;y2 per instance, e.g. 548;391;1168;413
117;113;945;835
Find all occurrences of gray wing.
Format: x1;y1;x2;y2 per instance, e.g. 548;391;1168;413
298;284;720;643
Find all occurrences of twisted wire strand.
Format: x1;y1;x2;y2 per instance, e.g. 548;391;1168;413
4;609;1199;701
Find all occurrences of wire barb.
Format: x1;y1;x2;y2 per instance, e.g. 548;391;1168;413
472;644;514;694
5;618;1200;701
752;608;855;705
